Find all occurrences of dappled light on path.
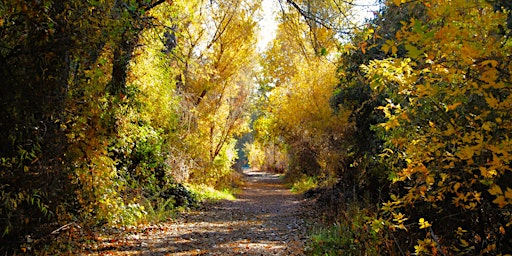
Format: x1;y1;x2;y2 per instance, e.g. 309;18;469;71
85;169;307;255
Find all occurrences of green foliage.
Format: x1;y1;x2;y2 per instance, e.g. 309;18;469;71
187;184;237;202
307;204;384;256
289;175;318;194
142;197;179;223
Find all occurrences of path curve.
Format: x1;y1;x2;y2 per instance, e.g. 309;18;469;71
87;169;308;255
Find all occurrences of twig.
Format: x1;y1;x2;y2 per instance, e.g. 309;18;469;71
429;227;447;256
51;222;80;235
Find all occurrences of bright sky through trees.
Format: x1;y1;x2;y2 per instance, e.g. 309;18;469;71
257;0;380;51
257;0;278;51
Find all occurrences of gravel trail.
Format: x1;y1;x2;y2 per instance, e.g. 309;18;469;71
85;169;308;255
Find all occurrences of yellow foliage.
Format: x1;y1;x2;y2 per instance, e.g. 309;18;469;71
419;218;431;229
364;0;512;253
158;0;259;185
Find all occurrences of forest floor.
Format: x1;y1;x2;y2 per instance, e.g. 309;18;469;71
82;169;310;255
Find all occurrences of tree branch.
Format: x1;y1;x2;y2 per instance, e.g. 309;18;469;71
145;0;169;11
282;0;333;30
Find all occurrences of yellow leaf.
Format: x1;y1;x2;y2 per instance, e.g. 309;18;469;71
482;69;498;86
393;0;402;6
454;182;461;192
380;118;400;130
419;218;432;229
393;212;408;223
485;95;499;108
505;188;512;199
415;244;427;254
391;46;398;55
457;146;474;160
480;60;499;68
382;44;390;54
443;123;456;136
445;102;462;112
482;122;493;131
426;175;434;185
488;185;503;196
493;195;507;208
455;227;467;236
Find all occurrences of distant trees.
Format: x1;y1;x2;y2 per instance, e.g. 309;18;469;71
249;2;350;181
169;0;259;185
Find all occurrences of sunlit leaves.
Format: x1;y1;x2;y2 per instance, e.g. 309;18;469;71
165;0;259;185
362;0;512;253
488;185;512;208
392;0;406;7
252;4;351;179
418;218;431;229
381;40;398;55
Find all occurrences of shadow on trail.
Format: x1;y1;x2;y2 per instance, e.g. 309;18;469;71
88;169;306;256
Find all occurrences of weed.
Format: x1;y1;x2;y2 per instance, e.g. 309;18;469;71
289;175;318;194
307;204;384;256
186;184;237;202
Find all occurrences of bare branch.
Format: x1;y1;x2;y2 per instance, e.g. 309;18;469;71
282;0;333;30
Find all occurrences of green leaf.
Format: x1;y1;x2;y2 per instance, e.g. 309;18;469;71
405;44;423;59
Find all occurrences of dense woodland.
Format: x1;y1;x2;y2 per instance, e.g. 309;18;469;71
1;0;512;254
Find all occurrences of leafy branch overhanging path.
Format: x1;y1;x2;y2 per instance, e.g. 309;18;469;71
84;169;308;255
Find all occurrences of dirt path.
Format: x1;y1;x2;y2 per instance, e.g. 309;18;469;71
86;169;308;255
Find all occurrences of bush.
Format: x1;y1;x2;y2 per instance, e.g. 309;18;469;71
289;175;318;194
307;204;384;256
159;183;198;208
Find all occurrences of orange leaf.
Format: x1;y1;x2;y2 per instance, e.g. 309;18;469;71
488;185;503;196
445;102;462;112
493;195;507;208
505;188;512;199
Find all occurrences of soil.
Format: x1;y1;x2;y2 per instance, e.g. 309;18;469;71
83;169;309;255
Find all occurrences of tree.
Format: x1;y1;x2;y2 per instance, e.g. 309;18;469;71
165;0;259;185
252;3;353;181
0;0;172;247
363;0;512;253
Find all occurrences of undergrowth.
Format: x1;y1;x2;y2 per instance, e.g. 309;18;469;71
186;184;238;202
306;203;386;256
288;175;318;194
37;182;239;254
145;182;240;223
143;197;181;223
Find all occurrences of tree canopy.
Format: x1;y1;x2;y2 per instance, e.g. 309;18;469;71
1;0;512;254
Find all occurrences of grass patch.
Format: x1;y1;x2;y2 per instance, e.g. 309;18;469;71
141;183;238;223
289;175;318;193
186;184;237;202
306;204;384;256
143;197;181;223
